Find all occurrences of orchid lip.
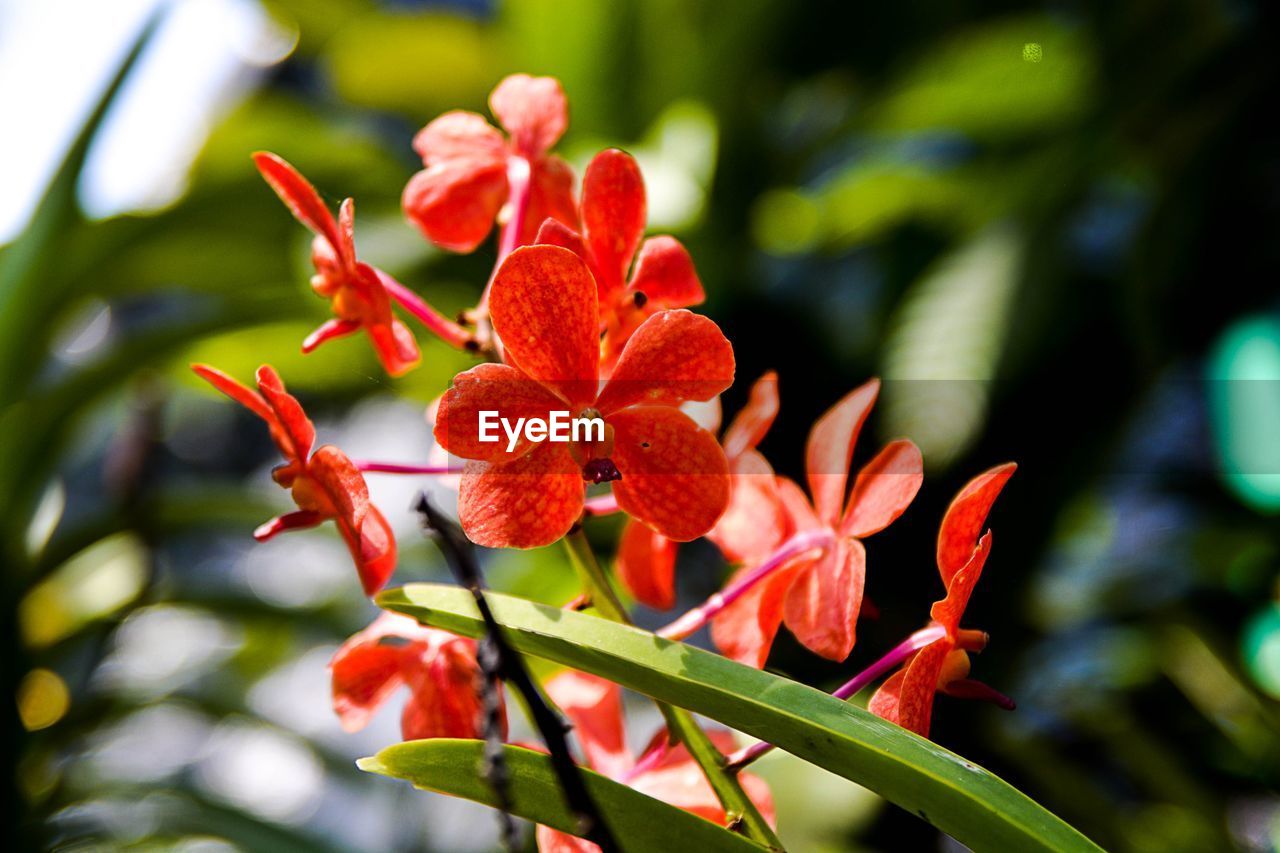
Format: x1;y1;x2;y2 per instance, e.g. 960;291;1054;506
583;458;621;484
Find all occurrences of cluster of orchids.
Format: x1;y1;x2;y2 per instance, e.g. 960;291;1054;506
196;74;1016;849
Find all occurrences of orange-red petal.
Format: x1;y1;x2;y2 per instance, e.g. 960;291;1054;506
523;155;579;245
489;245;600;405
615;519;678;611
252;152;344;258
402;158;508;253
433;363;566;462
489;73;568;157
775;476;821;532
401;636;498;741
535;827;597;853
545;670;633;780
336;198;357;263
255;365;316;462
937;462;1015;584
581;149;646;299
457;443;584;549
192;363;273;423
595;310;734;415
629;744;776;828
628;236;703;309
782;538;866;662
330;612;435;732
353;504;398;596
609;407;730;542
253;509;324;541
366;317;421;377
805;379;879;526
412;110;506;164
931;531;992;632
874;639;951;737
534;216;587;257
707;450;788;564
710;559;800;669
721;371;779;461
839;439;923;539
309;445;370;531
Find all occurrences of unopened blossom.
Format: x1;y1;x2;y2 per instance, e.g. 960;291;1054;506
254;152;420;376
192;364;396;595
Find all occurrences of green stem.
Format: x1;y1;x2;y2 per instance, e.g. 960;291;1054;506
561;529;784;850
563;527;629;621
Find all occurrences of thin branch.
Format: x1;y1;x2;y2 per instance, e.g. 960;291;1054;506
413;493;618;852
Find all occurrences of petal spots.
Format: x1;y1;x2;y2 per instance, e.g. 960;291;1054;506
615;519;678;611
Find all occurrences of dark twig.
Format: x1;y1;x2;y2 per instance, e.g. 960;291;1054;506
412;493;619;852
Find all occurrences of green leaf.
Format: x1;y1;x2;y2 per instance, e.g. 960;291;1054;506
378;584;1103;853
0;11;162;406
358;739;768;852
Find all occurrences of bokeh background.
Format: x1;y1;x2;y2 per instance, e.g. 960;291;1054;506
5;0;1280;850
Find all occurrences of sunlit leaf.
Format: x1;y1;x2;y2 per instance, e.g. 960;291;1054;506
361;739;769;852
881;227;1023;470
868;15;1093;138
378;583;1102;853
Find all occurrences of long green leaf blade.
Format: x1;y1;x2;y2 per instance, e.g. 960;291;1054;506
378;584;1103;853
358;739;768;852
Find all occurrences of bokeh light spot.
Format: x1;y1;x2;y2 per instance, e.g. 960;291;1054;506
18;668;70;731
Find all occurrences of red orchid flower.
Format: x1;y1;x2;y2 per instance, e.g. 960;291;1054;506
253;152;421;376
535;148;705;371
403;74;578;253
868;463;1017;738
433;244;734;549
192;363;396;595
711;379;924;666
536;670;774;853
332;612;500;741
616;372;782;610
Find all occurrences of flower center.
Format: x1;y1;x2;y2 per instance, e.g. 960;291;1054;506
582;457;621;484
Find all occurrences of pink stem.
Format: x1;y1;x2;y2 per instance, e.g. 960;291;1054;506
478;155;532;312
583;493;620;516
724;623;948;771
376;269;471;349
353;461;463;475
657;529;834;641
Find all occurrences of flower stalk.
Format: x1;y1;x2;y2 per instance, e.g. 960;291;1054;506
476;154;533;315
658;529;835;641
375;268;472;349
354;461;462;475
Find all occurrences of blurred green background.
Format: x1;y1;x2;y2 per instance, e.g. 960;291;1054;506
4;0;1280;850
